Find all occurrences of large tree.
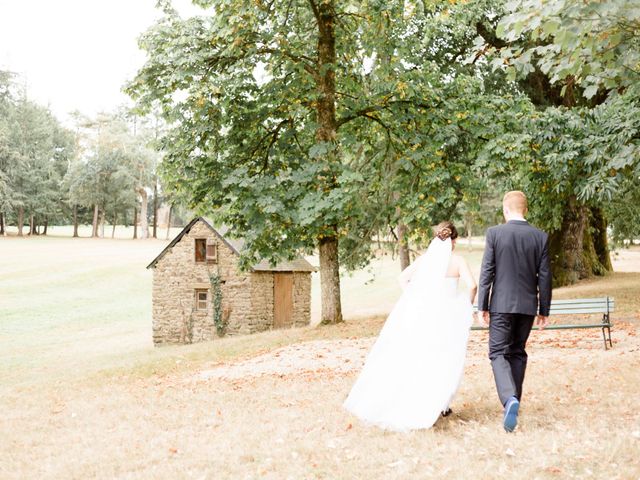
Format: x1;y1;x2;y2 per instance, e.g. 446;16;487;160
64;112;154;238
0;87;73;236
469;0;640;285
127;0;468;323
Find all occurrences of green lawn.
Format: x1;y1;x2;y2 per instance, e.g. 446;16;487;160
0;235;156;386
0;233;484;388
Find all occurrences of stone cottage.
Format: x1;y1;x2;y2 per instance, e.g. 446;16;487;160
147;217;315;345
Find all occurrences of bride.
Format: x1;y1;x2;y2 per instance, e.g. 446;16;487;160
343;221;477;431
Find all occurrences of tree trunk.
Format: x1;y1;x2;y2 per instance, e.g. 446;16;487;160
17;207;24;236
0;212;4;236
99;209;106;238
73;206;79;238
315;2;342;324
397;222;411;270
590;206;613;273
152;179;158;239
549;198;588;287
29;214;35;235
137;188;149;239
166;203;172;240
133;206;138;239
43;218;48;235
111;213;117;239
91;204;99;237
549;197;611;287
319;235;343;325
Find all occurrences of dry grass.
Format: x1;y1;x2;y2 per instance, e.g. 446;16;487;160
1;236;639;479
2;326;639;479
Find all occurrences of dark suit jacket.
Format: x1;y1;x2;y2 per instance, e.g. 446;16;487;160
478;220;552;317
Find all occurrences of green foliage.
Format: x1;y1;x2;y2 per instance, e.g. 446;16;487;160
126;0;498;270
0;76;76;228
62;111;162;231
497;0;640;99
467;0;640;247
477;87;640;232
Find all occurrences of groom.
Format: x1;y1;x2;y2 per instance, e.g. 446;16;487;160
478;191;552;432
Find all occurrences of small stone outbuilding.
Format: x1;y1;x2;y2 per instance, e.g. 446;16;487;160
147;217;315;345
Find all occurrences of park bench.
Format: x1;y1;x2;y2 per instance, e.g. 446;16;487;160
471;297;614;350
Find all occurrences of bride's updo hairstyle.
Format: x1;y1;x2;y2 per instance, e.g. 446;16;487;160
434;221;458;242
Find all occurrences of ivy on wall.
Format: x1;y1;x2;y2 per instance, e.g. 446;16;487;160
209;272;226;336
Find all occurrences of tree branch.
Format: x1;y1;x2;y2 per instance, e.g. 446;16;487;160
337;105;389;127
475;21;508;49
336;99;442;128
258;119;290;173
307;0;320;22
257;48;319;79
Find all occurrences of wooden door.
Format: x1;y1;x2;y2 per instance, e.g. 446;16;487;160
273;273;294;328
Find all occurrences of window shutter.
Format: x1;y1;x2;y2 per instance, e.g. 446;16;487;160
206;241;218;263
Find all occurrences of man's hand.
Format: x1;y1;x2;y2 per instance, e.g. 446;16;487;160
480;311;490;327
536;315;549;330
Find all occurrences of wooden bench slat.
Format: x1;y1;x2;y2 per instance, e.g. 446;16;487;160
473;307;615;315
472;297;614;314
551;303;613;309
550;308;612;314
471;323;611;331
551;302;614;309
550;303;614;309
551;303;611;311
550;297;611;305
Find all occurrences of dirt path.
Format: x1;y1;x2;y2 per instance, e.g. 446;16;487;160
197;325;638;382
199;338;373;380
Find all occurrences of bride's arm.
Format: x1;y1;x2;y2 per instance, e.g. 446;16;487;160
458;256;478;303
398;258;419;289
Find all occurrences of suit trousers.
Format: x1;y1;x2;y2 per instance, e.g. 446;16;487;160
488;313;535;406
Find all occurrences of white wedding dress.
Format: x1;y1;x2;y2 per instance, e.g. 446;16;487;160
343;237;473;431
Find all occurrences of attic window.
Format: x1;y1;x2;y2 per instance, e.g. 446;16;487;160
195;289;208;311
195;239;206;263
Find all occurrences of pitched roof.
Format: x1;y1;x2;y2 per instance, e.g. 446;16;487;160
146;217;316;272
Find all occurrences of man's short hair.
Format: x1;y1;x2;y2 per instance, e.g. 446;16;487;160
503;191;528;213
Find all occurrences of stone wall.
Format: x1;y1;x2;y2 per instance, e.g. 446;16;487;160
248;272;275;334
152;220;252;344
292;272;312;327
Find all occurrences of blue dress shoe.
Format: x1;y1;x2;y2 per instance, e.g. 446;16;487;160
503;396;520;432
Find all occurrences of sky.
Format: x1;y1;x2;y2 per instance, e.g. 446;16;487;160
0;0;203;126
